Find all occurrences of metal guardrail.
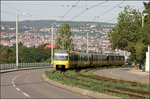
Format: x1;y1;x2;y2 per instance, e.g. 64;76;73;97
0;62;51;70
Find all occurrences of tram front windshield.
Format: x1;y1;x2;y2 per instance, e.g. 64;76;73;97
54;53;68;61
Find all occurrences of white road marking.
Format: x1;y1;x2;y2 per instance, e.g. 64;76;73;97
11;72;32;98
16;88;20;91
23;92;30;97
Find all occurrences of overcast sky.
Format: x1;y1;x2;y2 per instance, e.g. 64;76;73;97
1;1;149;23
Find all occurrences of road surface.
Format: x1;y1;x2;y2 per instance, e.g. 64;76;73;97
94;67;149;83
1;68;90;98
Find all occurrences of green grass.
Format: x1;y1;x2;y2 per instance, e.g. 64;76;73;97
45;68;149;98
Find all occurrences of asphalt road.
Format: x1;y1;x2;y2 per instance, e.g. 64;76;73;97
94;67;149;83
1;68;90;98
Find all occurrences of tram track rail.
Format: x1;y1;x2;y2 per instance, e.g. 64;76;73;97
59;70;150;99
78;72;148;87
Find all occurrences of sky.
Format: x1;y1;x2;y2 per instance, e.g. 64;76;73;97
1;1;149;23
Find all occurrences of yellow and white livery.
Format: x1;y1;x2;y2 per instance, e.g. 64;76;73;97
53;50;125;70
53;50;69;70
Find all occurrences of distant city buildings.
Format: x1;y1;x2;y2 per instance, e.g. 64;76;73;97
1;23;115;52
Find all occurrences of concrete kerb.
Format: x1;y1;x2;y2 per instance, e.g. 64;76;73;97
42;73;120;98
0;66;52;74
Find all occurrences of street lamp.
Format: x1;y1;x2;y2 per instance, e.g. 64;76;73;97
51;25;54;65
142;13;148;27
16;13;27;69
128;13;148;27
51;24;59;65
86;32;88;53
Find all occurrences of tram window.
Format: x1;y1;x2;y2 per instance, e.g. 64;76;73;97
121;57;124;60
101;56;103;60
93;56;95;61
101;56;103;61
99;56;102;61
102;56;104;61
95;55;97;61
74;55;75;61
109;57;111;61
109;56;113;61
76;55;78;61
78;55;80;60
74;55;77;61
111;57;114;61
108;56;111;61
96;56;97;61
118;57;120;60
107;56;109;61
98;56;100;60
116;57;119;60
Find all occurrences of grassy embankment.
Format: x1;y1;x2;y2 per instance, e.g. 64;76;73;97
45;66;149;98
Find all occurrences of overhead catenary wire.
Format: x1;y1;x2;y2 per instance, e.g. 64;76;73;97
1;10;16;17
2;2;33;20
93;0;125;21
2;2;25;13
69;1;107;21
2;1;145;22
103;5;145;23
104;17;118;23
1;2;71;7
61;1;80;20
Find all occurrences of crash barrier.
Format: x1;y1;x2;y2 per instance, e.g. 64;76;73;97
0;62;51;70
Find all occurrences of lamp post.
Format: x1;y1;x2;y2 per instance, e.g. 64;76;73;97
16;13;27;69
129;13;147;27
51;25;54;65
128;13;147;27
86;32;88;53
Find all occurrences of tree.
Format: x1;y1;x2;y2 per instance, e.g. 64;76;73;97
143;2;150;14
108;5;144;67
0;46;12;63
55;24;74;50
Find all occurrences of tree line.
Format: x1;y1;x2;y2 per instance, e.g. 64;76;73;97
0;43;51;64
108;2;150;68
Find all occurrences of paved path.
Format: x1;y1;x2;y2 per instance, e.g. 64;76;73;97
94;67;149;83
1;68;90;98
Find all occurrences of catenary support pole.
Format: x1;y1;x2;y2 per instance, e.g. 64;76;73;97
16;15;19;69
87;32;88;53
51;25;54;65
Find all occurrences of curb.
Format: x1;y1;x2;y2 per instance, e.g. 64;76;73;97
0;66;52;74
42;73;120;98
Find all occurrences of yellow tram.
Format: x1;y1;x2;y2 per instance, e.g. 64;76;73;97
53;50;125;70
